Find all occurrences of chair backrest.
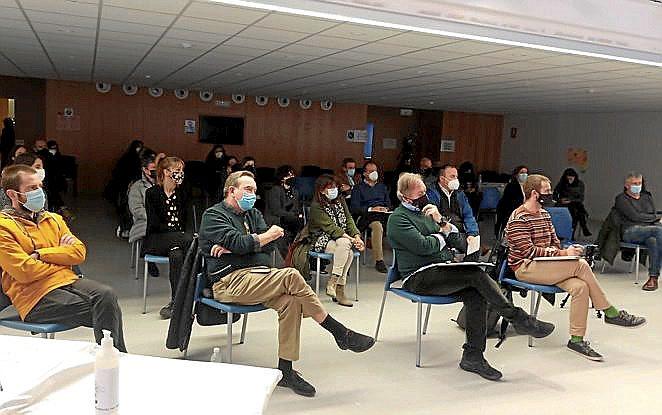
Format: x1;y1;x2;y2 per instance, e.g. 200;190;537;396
294;176;316;201
546;207;573;242
385;251;401;289
193;272;205;302
480;187;501;210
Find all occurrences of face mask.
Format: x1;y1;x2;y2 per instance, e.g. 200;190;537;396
35;168;46;182
537;193;555;206
326;187;339;200
215;152;223;159
368;171;379;182
403;194;430;211
18;188;46;213
567;176;575;184
284;177;296;187
170;171;184;185
347;168;355;176
235;191;256;211
518;173;528;183
630;184;642;195
447;178;460;191
48;149;57;156
148;170;157;181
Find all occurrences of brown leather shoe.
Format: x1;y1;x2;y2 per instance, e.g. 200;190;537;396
333;284;353;307
642;276;658;291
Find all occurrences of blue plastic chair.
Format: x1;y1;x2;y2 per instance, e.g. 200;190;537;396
547;207;574;245
189;273;268;363
497;260;563;347
374;255;459;367
309;250;361;301
479;187;501;210
142;254;169;314
0;307;74;339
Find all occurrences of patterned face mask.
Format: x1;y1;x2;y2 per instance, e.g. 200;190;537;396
170;171;184;185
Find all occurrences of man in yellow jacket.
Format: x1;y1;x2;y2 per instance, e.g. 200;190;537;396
0;165;126;351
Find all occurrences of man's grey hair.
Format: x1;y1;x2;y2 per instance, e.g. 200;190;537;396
396;172;424;201
625;171;643;182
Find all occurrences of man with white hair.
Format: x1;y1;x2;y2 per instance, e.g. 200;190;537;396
616;171;662;291
386;172;554;381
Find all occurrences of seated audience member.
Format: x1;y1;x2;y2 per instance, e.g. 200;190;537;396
205;145;227;202
426;164;479;259
144;156;191;319
1;152;49;210
199;170;374;397
554;168;591;237
418;157;435;185
104;140;144;238
350;161;390;273
387;173;554;381
506;174;645;361
33;139;48;153
0;165;126;351
615;172;662;291
458;161;482;217
225;155;238;176
495;165;528;237
336;157;357;201
40;140;68;215
0;117;15;168
237;156;256;174
311;174;365;306
9;145;27;164
264;165;303;258
128;148;158;277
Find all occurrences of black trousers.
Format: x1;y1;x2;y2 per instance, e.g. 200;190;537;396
24;279;127;352
403;265;523;357
143;232;191;298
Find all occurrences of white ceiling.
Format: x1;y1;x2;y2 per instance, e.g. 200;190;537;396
2;0;662;113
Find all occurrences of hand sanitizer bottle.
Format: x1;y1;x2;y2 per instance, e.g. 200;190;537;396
95;330;119;414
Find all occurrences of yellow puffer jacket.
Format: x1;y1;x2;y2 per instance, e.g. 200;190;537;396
0;210;85;319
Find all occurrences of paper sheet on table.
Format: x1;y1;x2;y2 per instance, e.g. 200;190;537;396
467;235;480;255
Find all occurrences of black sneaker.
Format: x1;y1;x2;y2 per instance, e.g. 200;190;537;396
567;340;603;361
159;302;173;320
604;310;646;328
148;262;160;278
512;314;555;338
278;370;316;397
459;357;503;381
335;329;375;353
375;260;388;273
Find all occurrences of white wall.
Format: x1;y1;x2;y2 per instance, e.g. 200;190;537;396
501;112;662;220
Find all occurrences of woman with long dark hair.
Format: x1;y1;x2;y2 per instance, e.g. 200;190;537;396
308;174;364;307
554;168;591;236
205;144;227;202
495;165;528;237
264;165;303;257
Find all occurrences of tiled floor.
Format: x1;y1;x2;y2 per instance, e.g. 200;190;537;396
2;197;659;414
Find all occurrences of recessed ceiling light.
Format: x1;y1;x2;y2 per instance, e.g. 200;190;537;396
429;101;435;104
417;70;427;74
235;72;243;76
145;75;151;79
181;42;193;48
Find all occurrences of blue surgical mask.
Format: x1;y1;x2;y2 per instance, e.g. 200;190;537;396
326;187;339;200
19;188;46;212
518;173;528;183
347;168;355;176
236;191;256;211
630;184;642;195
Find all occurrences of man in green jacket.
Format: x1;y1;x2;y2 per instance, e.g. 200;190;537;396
387;173;554;381
199;171;374;398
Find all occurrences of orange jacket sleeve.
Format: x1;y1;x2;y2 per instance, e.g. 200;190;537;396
36;216;86;266
0;228;69;283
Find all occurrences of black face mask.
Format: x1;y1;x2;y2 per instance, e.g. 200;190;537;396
411;194;430;210
149;170;157;181
284;177;296;187
538;193;555;206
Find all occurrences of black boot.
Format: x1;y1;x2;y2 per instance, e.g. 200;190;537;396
459;351;502;381
510;309;555;338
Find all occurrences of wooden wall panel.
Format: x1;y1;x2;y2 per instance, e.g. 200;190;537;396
440;111;503;172
0;76;46;145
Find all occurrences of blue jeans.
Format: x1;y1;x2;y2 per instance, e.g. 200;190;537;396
622;225;662;277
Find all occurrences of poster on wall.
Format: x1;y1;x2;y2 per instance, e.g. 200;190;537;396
567;147;588;172
383;138;397;149
184;119;196;134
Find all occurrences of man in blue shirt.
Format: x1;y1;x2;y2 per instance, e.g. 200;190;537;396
427;164;480;258
351;161;391;273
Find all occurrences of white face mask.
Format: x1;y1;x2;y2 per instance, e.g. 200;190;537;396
368;171;379;182
447;178;460;191
35;168;46;182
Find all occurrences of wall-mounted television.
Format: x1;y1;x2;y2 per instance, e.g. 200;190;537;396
199;115;244;145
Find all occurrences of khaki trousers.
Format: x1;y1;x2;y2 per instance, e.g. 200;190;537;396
369;221;384;261
324;238;354;285
515;258;610;337
212;267;325;361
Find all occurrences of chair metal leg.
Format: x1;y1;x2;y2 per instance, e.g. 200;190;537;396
600;260;606;274
416;302;423;367
635;246;640;284
226;312;233;363
315;257;321;296
374;291;388;340
422;304;431;335
142;261;149;314
362;229;368;266
355;257;360;301
528;292;542;347
240;314;248;344
41;333;48;339
130;241;136;269
134;241;141;280
183;348;188;359
49;333;55;339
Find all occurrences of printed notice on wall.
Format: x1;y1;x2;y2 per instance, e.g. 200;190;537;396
383;138;397;149
184;119;196;134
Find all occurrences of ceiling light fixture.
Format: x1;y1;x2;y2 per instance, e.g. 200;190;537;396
145;75;151;79
181;42;193;48
209;0;662;68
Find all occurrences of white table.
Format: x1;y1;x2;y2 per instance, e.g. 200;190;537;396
0;335;281;414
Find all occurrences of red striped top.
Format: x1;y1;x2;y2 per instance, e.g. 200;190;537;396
506;205;561;270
